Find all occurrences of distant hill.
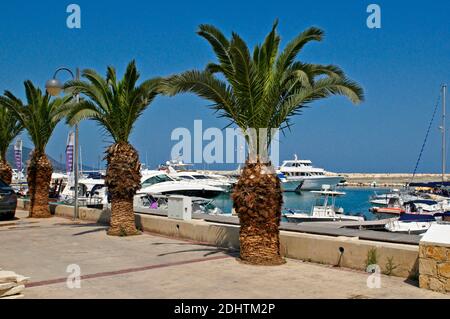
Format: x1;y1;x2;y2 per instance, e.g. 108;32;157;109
6;145;94;172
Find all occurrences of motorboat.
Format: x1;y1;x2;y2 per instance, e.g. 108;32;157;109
59;177;108;208
138;170;225;199
384;213;437;234
369;189;422;206
404;199;449;214
277;155;343;191
370;197;405;216
158;159;236;192
134;193;226;215
370;189;401;206
169;170;234;192
283;185;365;222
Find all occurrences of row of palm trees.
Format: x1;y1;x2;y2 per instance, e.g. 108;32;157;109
0;21;363;265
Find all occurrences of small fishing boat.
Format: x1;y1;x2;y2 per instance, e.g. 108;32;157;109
370;197;405;215
283;185;365;222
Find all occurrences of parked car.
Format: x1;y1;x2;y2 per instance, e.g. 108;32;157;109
0;179;17;220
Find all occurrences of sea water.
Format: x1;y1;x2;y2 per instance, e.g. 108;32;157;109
212;187;390;221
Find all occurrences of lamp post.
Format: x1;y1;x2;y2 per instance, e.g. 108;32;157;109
45;67;80;220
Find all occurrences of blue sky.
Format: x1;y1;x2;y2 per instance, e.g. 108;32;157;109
0;0;449;172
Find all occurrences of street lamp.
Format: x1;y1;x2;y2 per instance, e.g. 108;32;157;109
46;67;80;220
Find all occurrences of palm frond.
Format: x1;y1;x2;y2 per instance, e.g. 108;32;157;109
162;22;364;152
64;60;161;143
1;81;70;153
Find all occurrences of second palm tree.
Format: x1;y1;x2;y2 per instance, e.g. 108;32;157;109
64;60;161;236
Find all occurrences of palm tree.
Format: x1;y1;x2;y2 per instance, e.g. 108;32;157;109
0;81;71;217
162;21;364;265
0;106;23;184
63;60;161;236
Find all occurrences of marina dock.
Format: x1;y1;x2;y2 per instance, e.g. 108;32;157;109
134;207;420;246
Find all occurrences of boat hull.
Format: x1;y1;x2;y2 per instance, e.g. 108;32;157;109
284;214;364;223
384;221;434;234
281;180;303;192
160;189;223;199
285;176;342;191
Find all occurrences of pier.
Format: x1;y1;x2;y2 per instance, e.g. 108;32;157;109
135;207;420;246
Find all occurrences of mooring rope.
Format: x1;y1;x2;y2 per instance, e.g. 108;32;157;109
410;93;442;184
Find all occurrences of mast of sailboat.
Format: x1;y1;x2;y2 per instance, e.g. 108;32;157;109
442;84;447;183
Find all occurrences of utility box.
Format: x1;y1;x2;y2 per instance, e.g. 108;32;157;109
168;195;192;220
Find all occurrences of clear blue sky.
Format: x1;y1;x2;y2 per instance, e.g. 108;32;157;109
0;0;449;172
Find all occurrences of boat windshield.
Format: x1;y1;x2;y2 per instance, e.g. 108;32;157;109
142;174;173;187
193;175;211;180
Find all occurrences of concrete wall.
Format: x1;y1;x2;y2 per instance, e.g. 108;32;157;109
37;202;420;279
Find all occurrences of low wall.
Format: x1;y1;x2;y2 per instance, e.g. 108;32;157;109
46;203;419;279
419;224;450;293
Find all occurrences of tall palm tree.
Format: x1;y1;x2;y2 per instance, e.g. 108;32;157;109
162;21;364;265
63;60;161;236
0;106;23;184
0;81;71;217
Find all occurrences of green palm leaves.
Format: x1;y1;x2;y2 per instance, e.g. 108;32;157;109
0;106;23;160
163;21;364;149
0;80;70;154
63;60;161;143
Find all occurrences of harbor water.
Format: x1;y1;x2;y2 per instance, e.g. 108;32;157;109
212;187;390;221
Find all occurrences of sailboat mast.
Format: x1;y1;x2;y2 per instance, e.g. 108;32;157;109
443;84;447;183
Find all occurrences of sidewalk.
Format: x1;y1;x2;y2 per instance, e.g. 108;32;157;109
0;211;447;299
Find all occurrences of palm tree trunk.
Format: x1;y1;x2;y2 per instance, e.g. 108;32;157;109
27;151;52;218
0;158;13;185
232;160;285;265
105;142;141;236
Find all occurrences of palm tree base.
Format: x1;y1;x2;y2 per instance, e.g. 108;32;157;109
0;160;13;185
105;142;142;237
232;160;285;266
107;199;141;237
28;210;52;219
27;151;52;219
107;228;141;236
237;256;286;266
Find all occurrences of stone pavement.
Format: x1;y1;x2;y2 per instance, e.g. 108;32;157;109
0;211;447;299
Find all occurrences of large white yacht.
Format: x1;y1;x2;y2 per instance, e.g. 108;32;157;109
277;155;343;191
138;170;225;199
170;171;233;191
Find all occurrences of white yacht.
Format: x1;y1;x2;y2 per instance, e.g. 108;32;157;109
277;155;343;191
283;185;365;222
169;170;233;191
138;170;225;199
60;177;108;208
134;193;226;215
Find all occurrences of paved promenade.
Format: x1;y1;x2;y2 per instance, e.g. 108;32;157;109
0;211;447;299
